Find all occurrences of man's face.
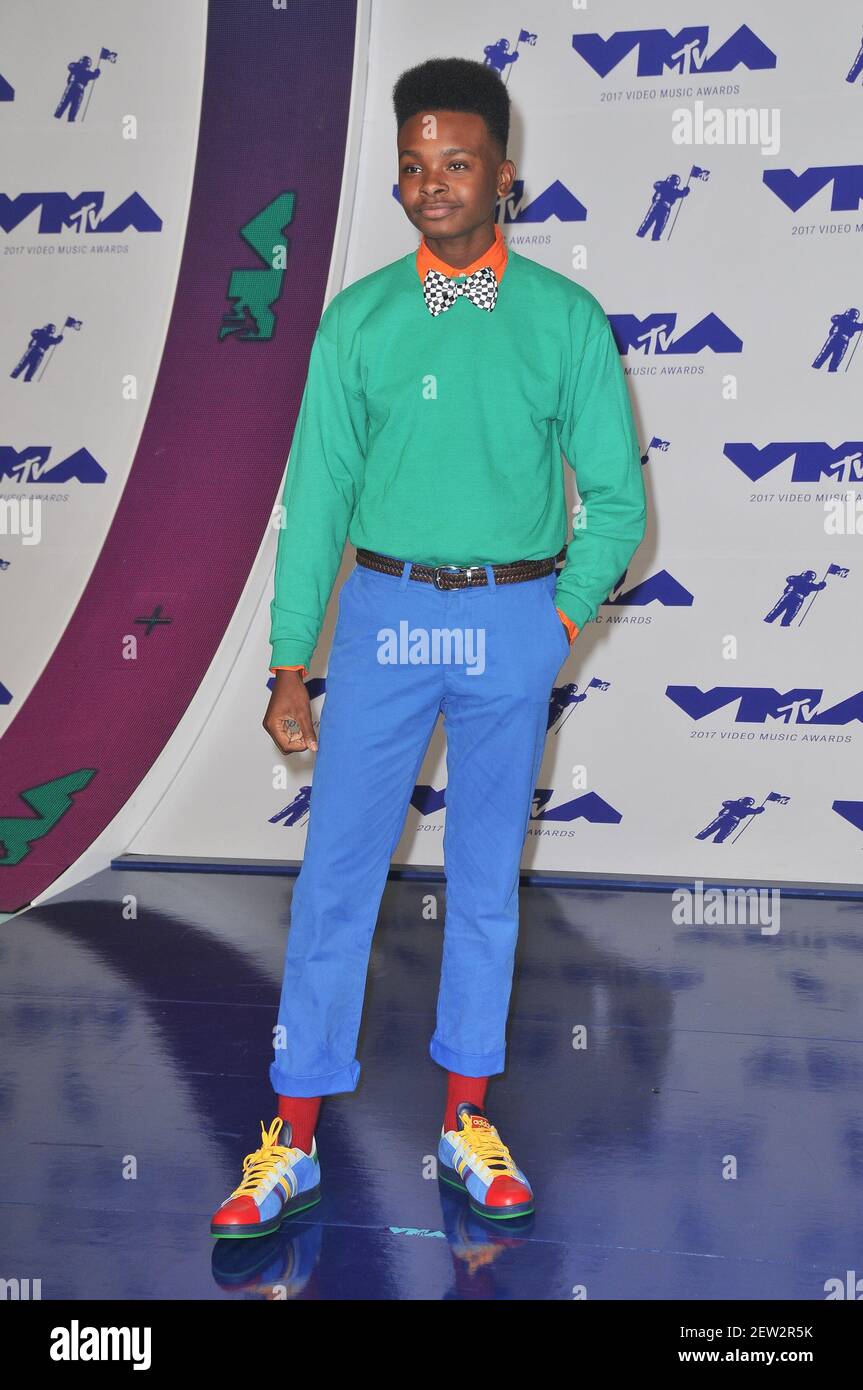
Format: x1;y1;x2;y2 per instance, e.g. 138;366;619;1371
397;109;515;240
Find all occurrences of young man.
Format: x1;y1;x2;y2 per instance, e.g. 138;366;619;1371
211;57;646;1236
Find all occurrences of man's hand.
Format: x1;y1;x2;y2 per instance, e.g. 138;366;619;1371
263;669;318;754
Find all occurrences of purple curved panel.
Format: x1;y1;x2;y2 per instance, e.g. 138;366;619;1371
0;0;359;910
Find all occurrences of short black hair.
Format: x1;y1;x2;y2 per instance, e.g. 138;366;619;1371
392;57;510;160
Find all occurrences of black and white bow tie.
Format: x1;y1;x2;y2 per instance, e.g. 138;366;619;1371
422;264;498;316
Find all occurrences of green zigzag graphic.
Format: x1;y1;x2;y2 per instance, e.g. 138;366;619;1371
220;192;296;341
0;769;97;867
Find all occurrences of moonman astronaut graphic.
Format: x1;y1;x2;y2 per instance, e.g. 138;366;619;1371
54;56;100;122
696;796;764;843
812;308;863;371
547;681;587;732
847;29;863;83
10;324;64;382
636;175;690;241
482;39;519;76
273;784;312;828
764;571;826;626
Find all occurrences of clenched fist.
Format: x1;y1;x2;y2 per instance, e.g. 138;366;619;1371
263;669;318;755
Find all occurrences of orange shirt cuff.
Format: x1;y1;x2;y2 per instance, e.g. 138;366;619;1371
556;607;579;643
270;664;307;677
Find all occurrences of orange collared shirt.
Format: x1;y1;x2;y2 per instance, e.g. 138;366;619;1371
415;219;509;286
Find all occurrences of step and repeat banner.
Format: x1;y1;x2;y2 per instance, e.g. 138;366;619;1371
127;0;863;889
3;1;861;900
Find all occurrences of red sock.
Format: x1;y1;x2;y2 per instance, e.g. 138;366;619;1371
276;1094;321;1154
444;1072;489;1134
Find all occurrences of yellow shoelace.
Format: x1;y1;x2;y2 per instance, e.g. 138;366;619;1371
229;1117;302;1199
458;1122;519;1178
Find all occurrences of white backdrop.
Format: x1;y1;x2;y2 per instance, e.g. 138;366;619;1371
126;0;863;888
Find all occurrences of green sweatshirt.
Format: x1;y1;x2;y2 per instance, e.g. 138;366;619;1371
270;244;646;670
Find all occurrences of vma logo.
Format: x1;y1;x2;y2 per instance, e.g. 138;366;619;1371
610;313;742;355
531;789;622;825
763;166;863;213
500;178;587;223
834;804;863;841
667;686;863;725
723;442;863;484
0;192;162;234
409;784;626;830
608;568;694;607
572;25;776;78
0;447;107;485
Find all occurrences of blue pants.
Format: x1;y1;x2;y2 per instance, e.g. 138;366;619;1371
269;556;570;1096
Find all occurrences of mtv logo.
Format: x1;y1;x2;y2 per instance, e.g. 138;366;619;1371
0;191;162;234
723;442;863;484
571;25;776;78
609;313;742;355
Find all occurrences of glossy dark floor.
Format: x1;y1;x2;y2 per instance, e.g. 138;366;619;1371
1;869;861;1300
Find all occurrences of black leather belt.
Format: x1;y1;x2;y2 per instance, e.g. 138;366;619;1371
355;546;566;591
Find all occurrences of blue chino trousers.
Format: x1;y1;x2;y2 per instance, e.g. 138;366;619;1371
269;556;570;1096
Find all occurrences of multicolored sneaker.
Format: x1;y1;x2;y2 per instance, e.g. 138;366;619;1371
437;1102;535;1220
210;1117;321;1239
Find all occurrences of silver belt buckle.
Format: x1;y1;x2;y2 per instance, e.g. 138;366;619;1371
432;564;464;590
431;564;485;590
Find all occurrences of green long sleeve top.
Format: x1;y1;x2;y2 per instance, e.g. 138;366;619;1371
269;240;646;671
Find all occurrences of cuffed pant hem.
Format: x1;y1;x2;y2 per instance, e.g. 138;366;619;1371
429;1035;505;1077
269;1058;360;1098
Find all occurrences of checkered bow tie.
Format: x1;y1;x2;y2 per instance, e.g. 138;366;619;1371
422;263;498;316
